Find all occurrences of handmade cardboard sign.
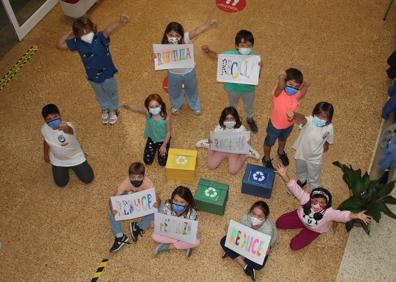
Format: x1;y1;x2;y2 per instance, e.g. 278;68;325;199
225;220;271;265
154;213;198;244
210;130;250;154
217;54;261;85
111;188;157;221
153;44;195;70
216;0;246;13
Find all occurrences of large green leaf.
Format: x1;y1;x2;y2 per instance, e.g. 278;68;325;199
380;195;396;205
375;181;396;198
366;204;381;222
338;197;364;212
345;220;354;232
361;222;370;235
378;203;396;220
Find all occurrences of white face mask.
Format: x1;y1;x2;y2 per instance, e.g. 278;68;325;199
149;106;161;115
167;36;180;44
81;32;94;44
250;215;264;226
223;121;236;129
239;48;252;55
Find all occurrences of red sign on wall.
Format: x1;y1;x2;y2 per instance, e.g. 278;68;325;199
216;0;246;13
163;76;168;93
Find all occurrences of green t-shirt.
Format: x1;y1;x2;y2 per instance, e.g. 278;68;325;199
144;116;167;143
222;50;257;94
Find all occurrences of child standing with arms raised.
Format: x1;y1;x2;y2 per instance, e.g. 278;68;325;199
262;69;310;169
122;94;171;166
57;15;129;125
160;19;217;115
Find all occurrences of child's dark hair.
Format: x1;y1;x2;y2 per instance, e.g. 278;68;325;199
312;102;334;124
219;106;242;129
41;104;60;118
128;162;145;176
235;30;254;46
161;22;184;44
249;201;270;218
72;17;97;38
171;185;196;211
285;68;303;84
144;94;167;118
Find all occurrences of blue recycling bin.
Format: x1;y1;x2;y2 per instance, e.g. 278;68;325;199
241;164;275;198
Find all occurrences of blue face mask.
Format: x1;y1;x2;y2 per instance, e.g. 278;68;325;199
284;86;299;96
47;118;61;129
172;203;186;213
312;116;327;127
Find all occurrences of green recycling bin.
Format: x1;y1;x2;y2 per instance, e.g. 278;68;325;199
194;178;229;215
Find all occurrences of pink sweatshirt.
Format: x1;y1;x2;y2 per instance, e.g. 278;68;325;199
287;180;351;233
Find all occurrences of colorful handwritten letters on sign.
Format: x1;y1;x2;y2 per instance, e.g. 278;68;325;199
217;54;261;85
153;44;195;70
111;188;157;221
210;130;250;154
225;220;271;265
154;213;198;244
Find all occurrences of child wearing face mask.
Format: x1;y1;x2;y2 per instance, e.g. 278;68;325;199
152;185;199;257
108;162;160;253
57;15;129;125
196;106;260;174
262;69;311;169
202;30;260;133
41;104;94;188
275;163;372;250
287;102;334;189
160;19;217;115
122;94;171;166
220;201;278;281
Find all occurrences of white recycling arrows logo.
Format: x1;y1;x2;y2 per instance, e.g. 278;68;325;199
253;171;265;182
204;187;218;198
175;155;188;165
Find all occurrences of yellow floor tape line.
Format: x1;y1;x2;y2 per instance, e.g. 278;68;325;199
0;45;38;91
91;258;109;282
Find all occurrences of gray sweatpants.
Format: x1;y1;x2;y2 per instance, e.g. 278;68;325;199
227;90;255;119
296;159;321;188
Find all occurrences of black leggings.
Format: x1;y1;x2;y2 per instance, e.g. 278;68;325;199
51;161;94;188
143;137;170;166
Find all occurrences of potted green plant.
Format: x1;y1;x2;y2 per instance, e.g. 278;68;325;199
333;161;396;235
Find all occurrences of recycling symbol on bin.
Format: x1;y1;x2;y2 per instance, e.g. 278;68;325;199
175;155;188;165
253;171;265;182
204;187;218;198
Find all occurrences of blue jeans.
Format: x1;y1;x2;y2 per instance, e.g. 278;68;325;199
264;119;294;147
89;76;119;111
167;69;200;112
108;206;154;237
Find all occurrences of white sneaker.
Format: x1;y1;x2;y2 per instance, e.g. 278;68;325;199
108;111;118;125
195;139;210;149
101;110;109;124
247;146;260;160
192;109;201;116
171;108;179;115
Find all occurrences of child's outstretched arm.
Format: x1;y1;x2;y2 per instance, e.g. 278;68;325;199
287;111;307;125
103;14;129;38
297;80;311;100
121;102;147;115
189;19;217;40
57;31;73;50
274;71;287;97
201;45;218;60
274;163;290;183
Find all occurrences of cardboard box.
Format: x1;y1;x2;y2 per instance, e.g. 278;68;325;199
166;148;197;181
241;164;275;198
194;178;229;215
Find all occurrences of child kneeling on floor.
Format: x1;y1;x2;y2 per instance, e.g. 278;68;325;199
152;186;199;257
220;201;278;281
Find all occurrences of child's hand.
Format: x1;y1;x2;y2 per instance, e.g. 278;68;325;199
207;19;217;26
120;14;129;24
58;122;68;131
356;210;372;225
287;111;294;120
121;101;130;109
153;201;159;208
44;154;50;163
159;144;167;156
112;209;118;216
201;45;210;53
323;142;329;152
302;80;311;88
279;71;287;78
275;163;287;177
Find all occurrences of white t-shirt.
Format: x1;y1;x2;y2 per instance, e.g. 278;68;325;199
41;122;86;167
214;124;247;133
292;116;334;164
168;32;195;75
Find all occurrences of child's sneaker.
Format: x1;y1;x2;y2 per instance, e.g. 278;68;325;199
192;109;201;116
262;157;274;169
222;251;229;259
278;151;289;166
244;265;256;281
108;111;118;125
246;118;258;133
153;243;170;255
248;147;260;160
195;139;210;149
297;180;307;188
101;110;109;124
109;234;129;253
186;248;192;257
130;222;144;242
171;107;179;115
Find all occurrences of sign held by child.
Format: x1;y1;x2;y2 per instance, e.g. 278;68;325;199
153;44;195;70
154;212;198;244
111;188;157;221
225;220;271;265
217;54;261;85
210;130;250;154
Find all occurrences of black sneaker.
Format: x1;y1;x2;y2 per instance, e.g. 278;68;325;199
278;151;289;166
109;234;129;253
186;248;192;257
222;251;229;259
130;222;144;242
246;118;258;133
244;265;256;281
262;157;274;169
297;180;307;188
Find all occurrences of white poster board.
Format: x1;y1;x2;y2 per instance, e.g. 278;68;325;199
154;213;198;244
217;54;261;85
224;220;271;265
153;44;195;70
111;188;157;221
210;130;250;154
